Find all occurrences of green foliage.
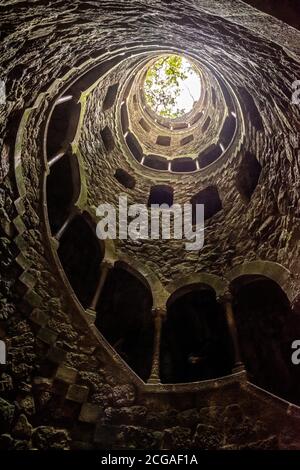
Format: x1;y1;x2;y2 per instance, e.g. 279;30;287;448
144;55;192;119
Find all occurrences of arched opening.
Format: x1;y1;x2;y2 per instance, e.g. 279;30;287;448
180;134;194;146
126;132;143;161
139;118;151;133
219;114;236;148
173;122;188;130
68;57;122;96
198;144;222;168
57;215;104;309
47;100;81;159
160;286;234;383
211;87;217;107
100;126;115;152
190;185;222;223
219;80;234;112
121;102;129;132
236;151;262;203
232;276;300;403
114;168;136;189
202;116;211;133
171;157;196;173
95;265;154;381
156;135;171;147
191;111;203;125
123;76;134;100
144;155;168;171
238;86;264;131
103;83;119;111
46;152;80;235
148;185;174;206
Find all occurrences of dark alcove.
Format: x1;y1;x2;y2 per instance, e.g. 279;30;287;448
95;265;154;381
160;287;234;383
236;151;262;203
148;185;174;207
114;168;136;189
58;215;103;309
190;185;222;223
103;83;119;111
46;152;80;235
232;277;300;403
47;100;81;159
126;132;143;162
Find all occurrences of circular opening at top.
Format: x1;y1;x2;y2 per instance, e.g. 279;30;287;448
144;55;201;119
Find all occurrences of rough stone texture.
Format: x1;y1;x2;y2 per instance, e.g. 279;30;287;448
0;0;300;450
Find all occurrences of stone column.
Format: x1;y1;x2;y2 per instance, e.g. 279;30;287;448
48;151;65;168
218;290;245;373
56;94;73;105
54;210;77;241
86;260;113;322
147;307;166;385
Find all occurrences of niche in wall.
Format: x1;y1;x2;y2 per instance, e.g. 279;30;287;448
100;126;115;152
46;152;80;235
148;185;174;207
202;116;211;133
95;265;154;381
121;102;129;132
103;83;119;111
47;100;81;159
238;86;264;131
190;185;222;223
180;134;194;146
144;155;168;171
114;168;136;189
156;135;171;146
171;158;196;172
232;277;300;404
160;287;233;383
58;215;103;309
198;144;222;168
126;132;143;162
139;118;151;133
219;114;236;148
236;151;262;203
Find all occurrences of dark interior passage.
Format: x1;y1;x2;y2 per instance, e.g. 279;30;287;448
148;185;174;207
236;151;261;203
95;266;154;381
47;100;81;159
57;215;103;309
46;152;80;235
190;185;222;223
233;277;300;403
160;287;234;383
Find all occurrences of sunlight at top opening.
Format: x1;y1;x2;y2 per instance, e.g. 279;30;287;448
144;55;201;119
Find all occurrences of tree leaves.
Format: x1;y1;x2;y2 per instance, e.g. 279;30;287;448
144;55;191;119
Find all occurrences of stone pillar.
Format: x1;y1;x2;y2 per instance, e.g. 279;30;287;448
218;290;245;373
86;260;113;321
56;94;73;105
54;210;77;241
147;307;166;385
48;151;65;168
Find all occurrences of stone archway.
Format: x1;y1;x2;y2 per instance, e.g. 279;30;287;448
94;262;155;382
230;274;300;403
160;283;234;383
227;261;293;301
